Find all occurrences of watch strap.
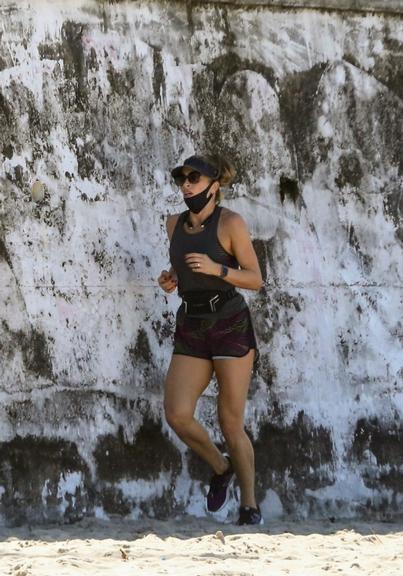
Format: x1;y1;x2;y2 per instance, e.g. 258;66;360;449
220;265;229;278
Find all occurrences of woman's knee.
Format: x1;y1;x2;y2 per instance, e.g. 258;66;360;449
164;404;193;434
219;413;245;445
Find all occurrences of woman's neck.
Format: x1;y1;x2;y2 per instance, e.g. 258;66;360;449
187;201;217;229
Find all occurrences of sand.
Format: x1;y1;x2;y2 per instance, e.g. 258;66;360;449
1;516;402;576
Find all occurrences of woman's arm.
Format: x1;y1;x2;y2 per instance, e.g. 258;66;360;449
157;214;179;293
166;214;179;242
184;213;263;291
223;213;263;290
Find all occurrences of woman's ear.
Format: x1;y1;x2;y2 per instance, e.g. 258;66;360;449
208;180;220;198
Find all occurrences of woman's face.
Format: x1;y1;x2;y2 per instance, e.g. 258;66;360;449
180;168;222;204
180;167;213;199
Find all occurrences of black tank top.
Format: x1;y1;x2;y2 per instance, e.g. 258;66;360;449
169;206;247;318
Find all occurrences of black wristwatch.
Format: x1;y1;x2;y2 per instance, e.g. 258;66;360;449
220;265;229;278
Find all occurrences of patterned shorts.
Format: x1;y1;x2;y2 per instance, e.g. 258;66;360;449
173;306;257;360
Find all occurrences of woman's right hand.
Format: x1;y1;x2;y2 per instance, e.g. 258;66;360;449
158;269;178;293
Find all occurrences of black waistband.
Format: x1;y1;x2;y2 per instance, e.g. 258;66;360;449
181;288;237;314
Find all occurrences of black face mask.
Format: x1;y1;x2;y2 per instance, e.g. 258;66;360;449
184;181;215;214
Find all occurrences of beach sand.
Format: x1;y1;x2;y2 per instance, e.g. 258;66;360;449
1;516;402;576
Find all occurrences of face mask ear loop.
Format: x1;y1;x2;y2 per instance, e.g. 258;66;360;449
204;179;216;198
211;179;221;204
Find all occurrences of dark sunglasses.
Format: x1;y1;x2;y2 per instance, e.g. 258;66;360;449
172;170;202;187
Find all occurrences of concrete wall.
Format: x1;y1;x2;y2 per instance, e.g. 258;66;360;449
0;0;402;525
213;0;403;14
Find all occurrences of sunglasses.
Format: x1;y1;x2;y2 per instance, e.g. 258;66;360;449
172;170;202;187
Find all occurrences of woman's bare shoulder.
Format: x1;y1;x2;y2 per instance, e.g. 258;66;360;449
220;207;246;228
166;211;183;221
166;212;181;224
166;212;182;238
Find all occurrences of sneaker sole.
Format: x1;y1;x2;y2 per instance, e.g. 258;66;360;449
237;517;264;526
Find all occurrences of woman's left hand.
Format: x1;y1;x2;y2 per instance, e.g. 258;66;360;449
185;253;221;276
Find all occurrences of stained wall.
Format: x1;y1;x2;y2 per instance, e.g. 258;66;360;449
0;0;402;525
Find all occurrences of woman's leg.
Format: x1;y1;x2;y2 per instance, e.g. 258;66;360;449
164;354;229;475
213;349;257;508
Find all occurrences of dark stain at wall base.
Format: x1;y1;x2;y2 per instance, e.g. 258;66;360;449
0;421;183;524
94;419;182;483
139;487;179;520
254;411;335;508
352;417;403;493
98;486;132;516
0;436;91;526
96;484;179;520
93;420;183;518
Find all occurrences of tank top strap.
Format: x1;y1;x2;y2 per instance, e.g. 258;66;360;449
210;205;222;232
171;211;187;238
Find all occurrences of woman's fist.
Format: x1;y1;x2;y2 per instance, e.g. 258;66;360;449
158;269;178;293
184;253;221;277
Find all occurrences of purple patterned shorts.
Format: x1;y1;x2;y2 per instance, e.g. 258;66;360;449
173;306;257;360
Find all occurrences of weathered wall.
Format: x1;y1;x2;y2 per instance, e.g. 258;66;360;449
213;0;403;14
0;0;402;525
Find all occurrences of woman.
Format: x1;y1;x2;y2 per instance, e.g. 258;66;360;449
158;154;263;525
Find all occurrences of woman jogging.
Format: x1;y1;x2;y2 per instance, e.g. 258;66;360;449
158;154;263;525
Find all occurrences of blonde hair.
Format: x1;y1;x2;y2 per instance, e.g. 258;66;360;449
202;154;236;203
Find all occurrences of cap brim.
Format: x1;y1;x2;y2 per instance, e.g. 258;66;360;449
170;156;219;180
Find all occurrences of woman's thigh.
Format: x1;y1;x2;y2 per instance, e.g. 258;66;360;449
213;349;255;425
164;354;214;419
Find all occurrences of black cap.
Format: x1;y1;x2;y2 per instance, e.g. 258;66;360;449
171;155;220;180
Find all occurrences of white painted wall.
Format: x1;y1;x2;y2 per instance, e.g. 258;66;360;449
0;0;402;524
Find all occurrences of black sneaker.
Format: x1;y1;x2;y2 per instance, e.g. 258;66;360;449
206;455;235;513
237;505;263;525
